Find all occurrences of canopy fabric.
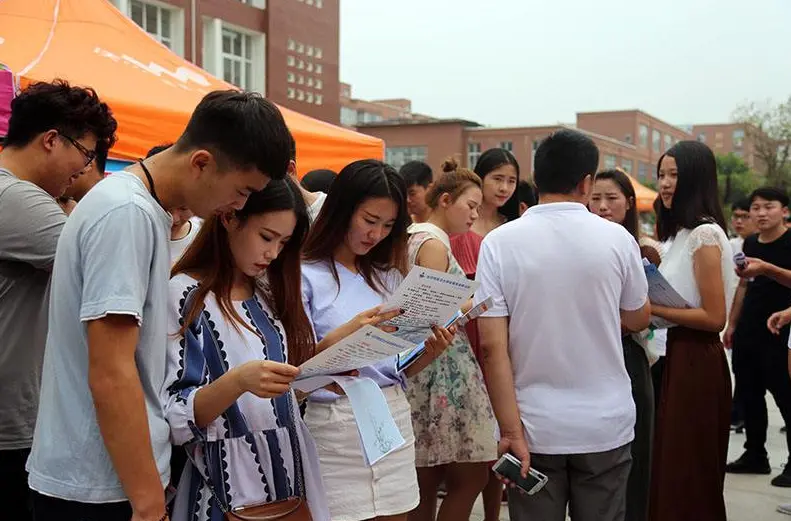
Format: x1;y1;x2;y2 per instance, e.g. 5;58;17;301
628;174;659;212
0;0;383;175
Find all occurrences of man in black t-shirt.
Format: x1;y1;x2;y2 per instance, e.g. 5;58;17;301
726;187;791;486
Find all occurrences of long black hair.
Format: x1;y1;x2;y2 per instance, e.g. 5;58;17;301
474;148;520;222
303;159;410;294
656;140;726;241
173;177;314;365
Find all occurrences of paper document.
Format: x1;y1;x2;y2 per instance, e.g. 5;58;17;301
296;325;414;380
383;266;479;333
292;376;406;465
396;297;493;372
643;259;691;328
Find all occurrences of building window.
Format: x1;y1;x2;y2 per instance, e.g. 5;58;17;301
638;161;655;182
499;141;513;152
287;39;296;51
652;129;660;153
315;64;323;74
341;107;357;126
297;60;305;70
385;146;428;170
222;28;253;90
315;79;323;90
307;62;314;72
315;94;323;105
697;132;706;143
287;72;295;83
358;112;383;123
297;42;305;54
297;90;305;101
664;134;672;152
315;47;323;59
287;88;295;99
621;159;633;174
604;154;617;170
733;129;745;148
316;0;323;7
287;55;295;67
306;45;314;57
468;143;482;168
306;92;314;103
624;133;632;144
307;77;314;87
639;125;648;148
130;0;174;50
297;75;304;85
734;150;744;158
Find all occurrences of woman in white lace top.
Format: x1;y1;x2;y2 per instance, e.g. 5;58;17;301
649;141;735;521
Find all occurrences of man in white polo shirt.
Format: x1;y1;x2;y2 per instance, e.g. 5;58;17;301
475;129;650;521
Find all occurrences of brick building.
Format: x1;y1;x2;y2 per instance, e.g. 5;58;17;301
691;123;759;169
358;110;692;184
110;0;340;123
339;83;434;127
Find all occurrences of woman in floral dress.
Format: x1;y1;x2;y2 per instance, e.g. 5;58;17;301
404;158;497;521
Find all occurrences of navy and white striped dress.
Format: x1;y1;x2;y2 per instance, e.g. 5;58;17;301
163;273;329;521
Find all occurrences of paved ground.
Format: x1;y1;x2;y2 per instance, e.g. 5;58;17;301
465;403;791;521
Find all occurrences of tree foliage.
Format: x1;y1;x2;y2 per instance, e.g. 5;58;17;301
717;152;761;206
733;96;791;187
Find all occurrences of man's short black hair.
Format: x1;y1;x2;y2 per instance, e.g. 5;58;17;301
749;186;790;207
174;90;291;180
533;129;599;195
95;141;109;173
399;161;433;188
731;197;751;212
146;143;173;158
518;179;537;208
3;79;117;149
301;169;337;193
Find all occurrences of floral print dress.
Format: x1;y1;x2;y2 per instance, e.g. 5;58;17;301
404;222;497;467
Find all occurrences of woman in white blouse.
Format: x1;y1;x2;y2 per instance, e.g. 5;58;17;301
162;178;397;521
649;141;735;521
301;159;454;521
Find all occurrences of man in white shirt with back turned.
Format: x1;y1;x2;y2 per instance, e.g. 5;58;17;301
475;129;650;521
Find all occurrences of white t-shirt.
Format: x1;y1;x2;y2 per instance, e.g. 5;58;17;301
730;236;745;254
475;202;648;455
307;192;327;224
169;217;202;265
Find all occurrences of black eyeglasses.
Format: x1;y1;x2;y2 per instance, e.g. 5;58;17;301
61;134;96;167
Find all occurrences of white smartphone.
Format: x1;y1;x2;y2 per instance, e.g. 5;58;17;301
492;453;549;495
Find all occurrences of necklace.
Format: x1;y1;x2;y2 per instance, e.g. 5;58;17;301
138;160;165;210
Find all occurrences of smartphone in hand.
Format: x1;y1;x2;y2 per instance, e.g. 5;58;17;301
492;453;549;495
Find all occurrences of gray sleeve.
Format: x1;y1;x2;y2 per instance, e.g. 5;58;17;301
0;182;66;270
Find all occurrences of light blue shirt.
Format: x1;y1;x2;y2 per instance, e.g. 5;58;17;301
301;260;404;402
27;172;173;502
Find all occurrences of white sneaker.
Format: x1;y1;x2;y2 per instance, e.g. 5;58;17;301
777;504;791;515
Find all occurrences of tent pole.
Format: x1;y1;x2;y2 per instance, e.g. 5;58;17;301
191;0;197;63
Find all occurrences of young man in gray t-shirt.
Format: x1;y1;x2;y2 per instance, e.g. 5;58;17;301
26;91;292;521
0;80;117;521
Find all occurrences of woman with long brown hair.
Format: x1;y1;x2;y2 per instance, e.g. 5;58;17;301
589;169;657;521
301;159;454;521
162;176;393;521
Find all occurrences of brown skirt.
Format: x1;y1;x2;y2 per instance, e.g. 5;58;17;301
649;327;731;521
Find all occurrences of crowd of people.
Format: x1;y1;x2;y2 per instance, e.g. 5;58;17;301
2;79;791;521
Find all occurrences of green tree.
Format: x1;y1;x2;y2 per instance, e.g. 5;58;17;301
733;96;791;187
717;152;761;206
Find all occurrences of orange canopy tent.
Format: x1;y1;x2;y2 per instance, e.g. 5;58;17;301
0;0;383;174
628;174;659;213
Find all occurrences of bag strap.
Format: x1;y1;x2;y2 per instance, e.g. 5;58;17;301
242;296;306;498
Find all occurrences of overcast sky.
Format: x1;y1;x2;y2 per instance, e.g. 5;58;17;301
339;0;791;128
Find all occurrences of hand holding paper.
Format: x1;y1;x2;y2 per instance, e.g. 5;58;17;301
643;259;691;328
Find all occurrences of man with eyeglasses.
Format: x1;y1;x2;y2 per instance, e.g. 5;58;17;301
58;140;111;214
0;80;117;521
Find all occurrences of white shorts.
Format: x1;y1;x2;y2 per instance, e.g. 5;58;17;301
304;385;419;521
